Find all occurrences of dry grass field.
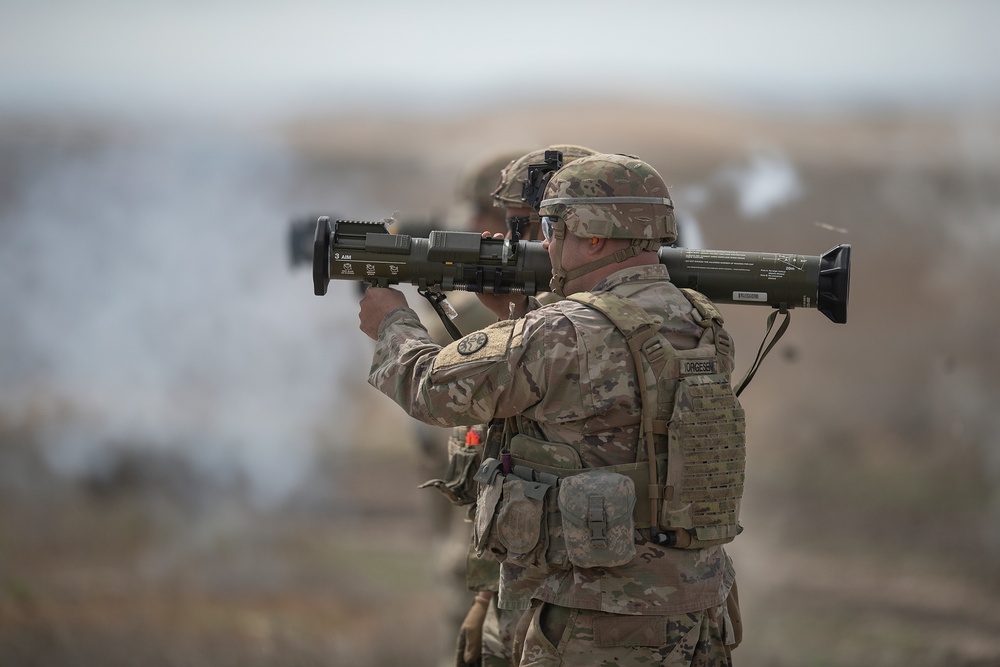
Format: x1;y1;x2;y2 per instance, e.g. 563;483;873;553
2;100;999;666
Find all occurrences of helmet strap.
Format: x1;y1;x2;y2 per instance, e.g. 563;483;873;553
554;239;661;295
548;220;569;296
527;211;541;240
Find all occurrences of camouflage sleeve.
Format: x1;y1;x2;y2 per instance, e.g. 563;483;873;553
368;305;441;416
524;295;545;312
369;303;567;429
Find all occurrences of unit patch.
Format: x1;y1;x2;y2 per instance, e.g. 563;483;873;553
457;332;489;356
432;320;517;374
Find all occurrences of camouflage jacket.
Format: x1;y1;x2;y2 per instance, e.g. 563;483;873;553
369;264;735;615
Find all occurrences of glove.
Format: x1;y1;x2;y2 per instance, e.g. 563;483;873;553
456;594;489;666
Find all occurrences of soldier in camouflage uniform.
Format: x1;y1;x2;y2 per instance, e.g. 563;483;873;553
360;153;741;666
458;145;600;667
415;149;527;666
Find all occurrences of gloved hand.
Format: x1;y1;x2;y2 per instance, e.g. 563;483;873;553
456;593;490;666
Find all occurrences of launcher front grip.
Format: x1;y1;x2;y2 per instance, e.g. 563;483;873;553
313;216;851;324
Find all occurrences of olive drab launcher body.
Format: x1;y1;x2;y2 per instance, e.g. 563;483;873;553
312;216;851;325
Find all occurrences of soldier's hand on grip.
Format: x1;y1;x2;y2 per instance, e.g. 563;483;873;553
358;287;408;340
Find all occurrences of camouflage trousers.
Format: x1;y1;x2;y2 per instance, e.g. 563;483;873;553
482;598;527;667
515;600;733;667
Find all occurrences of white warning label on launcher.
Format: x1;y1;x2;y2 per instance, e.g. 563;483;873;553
733;291;768;302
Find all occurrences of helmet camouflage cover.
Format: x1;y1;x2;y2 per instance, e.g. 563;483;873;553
492;144;598;208
458;149;527;215
539;153;677;244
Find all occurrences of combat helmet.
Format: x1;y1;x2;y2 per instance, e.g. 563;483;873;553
492;144;598;208
491;144;597;241
539;153;676;243
539;153;676;295
456;149;527;228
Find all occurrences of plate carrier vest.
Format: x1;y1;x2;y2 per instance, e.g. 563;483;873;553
501;287;747;550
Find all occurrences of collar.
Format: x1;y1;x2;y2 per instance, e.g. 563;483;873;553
590;263;670;293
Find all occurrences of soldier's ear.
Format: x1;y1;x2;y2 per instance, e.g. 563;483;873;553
588;238;607;255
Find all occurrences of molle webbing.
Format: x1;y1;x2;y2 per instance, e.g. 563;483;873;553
662;374;745;544
566;289;746;548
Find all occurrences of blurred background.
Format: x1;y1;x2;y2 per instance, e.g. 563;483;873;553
1;1;999;665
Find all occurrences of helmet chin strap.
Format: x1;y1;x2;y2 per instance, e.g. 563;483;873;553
549;226;660;296
548;221;570;296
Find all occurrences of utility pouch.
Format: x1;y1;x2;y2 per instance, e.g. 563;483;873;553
472;458;504;557
558;471;637;569
510;433;582;472
496;476;551;568
417;430;482;506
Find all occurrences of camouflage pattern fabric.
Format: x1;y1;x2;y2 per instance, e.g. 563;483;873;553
368;263;735;618
558;471;637;568
517;600;733;666
482;600;526;667
539;153;676;243
491;144;598;207
458;149;529;221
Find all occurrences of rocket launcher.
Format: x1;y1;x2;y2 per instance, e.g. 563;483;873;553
311;216;850;324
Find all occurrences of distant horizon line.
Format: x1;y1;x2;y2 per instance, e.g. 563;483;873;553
2;81;997;125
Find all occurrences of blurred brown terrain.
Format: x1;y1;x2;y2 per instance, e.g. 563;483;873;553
2;101;1000;666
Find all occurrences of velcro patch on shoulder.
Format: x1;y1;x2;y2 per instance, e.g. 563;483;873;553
679;357;719;376
433;320;516;373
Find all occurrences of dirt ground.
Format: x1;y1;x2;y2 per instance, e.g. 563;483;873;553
2;100;1000;666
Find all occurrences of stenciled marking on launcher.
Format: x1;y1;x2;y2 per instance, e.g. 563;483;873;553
733;291;767;302
333;256;400;277
457;332;489;356
776;255;806;271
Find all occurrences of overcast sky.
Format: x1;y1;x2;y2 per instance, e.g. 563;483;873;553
1;0;998;118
